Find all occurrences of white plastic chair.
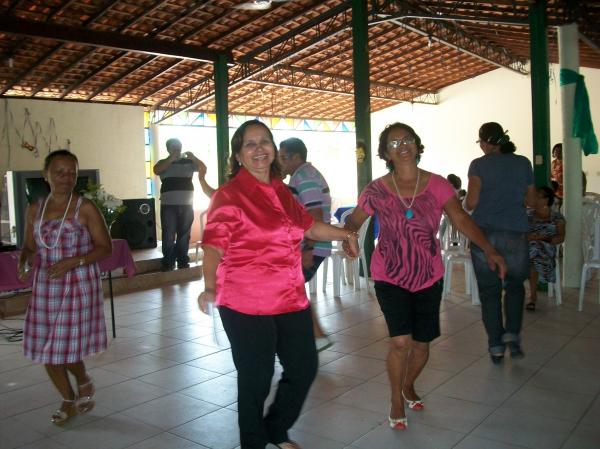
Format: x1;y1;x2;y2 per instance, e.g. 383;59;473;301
351;215;373;295
330;210;371;297
194;210;208;263
442;222;480;305
308;257;329;294
578;208;600;311
547;244;562;306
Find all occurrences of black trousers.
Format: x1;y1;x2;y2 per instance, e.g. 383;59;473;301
219;306;318;449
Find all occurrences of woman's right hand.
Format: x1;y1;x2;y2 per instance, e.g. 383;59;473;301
198;290;216;315
342;231;360;258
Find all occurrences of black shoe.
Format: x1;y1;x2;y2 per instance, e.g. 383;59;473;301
161;264;174;272
509;343;524;359
177;263;190;269
490;354;504;365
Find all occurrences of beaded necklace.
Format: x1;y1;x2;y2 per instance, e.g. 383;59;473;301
37;192;73;249
391;169;420;219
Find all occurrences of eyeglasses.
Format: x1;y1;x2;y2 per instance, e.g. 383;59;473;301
242;139;273;151
388;137;416;149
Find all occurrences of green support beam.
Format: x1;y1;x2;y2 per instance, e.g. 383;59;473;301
530;0;551;187
352;0;373;273
214;54;229;186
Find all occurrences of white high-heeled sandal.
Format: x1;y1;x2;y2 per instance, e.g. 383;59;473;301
402;391;424;410
76;376;95;414
51;398;77;426
388;414;408;430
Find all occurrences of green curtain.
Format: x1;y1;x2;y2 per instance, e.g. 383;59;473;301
560;68;598;156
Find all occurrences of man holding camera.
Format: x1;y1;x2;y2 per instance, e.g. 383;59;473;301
153;138;200;271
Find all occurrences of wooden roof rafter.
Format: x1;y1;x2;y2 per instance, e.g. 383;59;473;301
31;0;186;97
153;2;354;122
153;0;530;123
0;0;123;95
104;0;314;102
251;64;438;103
1;0;598;122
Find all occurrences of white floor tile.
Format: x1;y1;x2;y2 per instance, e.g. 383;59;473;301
1;275;598;449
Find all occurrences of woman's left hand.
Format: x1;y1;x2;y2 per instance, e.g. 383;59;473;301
47;257;78;279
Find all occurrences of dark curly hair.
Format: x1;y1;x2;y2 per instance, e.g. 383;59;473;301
229;119;282;180
377;123;424;171
538;185;555;207
479;122;516;154
44;149;78;171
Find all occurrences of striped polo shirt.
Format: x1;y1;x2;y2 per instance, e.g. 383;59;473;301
288;162;332;257
158;158;196;205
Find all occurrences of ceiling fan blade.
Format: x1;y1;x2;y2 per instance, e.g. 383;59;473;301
234;0;272;10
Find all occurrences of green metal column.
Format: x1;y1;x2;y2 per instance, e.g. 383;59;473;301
530;0;551;187
214;54;229;186
352;0;373;272
352;0;372;192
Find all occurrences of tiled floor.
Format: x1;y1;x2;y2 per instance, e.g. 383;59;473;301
1;271;599;449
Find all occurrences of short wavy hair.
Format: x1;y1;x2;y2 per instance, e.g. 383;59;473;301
44;149;78;171
377;122;425;171
229;119;282;180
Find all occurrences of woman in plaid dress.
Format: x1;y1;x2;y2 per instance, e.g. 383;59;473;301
18;150;112;425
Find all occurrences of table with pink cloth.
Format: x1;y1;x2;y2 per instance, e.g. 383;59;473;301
0;239;136;337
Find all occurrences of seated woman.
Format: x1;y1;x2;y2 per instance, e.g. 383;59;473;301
527;186;566;311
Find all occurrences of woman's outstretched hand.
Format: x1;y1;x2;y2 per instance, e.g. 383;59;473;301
342;232;360;258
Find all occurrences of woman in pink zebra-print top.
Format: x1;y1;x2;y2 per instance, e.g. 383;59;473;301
343;123;505;430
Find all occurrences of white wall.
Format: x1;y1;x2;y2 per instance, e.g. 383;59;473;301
371;64;600;192
0;99;146;199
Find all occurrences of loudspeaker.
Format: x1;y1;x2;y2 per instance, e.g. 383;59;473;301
110;198;157;249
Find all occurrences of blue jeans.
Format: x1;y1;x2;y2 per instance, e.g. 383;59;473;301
160;204;194;268
471;228;529;354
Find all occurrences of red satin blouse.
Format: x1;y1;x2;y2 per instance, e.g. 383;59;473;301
202;167;314;315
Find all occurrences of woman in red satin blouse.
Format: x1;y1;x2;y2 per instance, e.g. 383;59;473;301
198;119;359;449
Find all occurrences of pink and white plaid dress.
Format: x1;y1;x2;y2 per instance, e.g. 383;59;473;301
23;197;107;364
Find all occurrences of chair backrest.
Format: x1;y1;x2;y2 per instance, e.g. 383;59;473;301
441;218;468;252
339;207;354;226
199;210;208;240
358;216;372;258
582;201;600;262
336;208;370;258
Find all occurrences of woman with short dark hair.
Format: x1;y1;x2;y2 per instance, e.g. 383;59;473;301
344;122;505;430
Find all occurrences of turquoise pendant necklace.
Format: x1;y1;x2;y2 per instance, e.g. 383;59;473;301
391;169;420;220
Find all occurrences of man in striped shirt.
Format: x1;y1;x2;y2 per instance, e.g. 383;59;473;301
153;138;200;271
279;137;333;351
